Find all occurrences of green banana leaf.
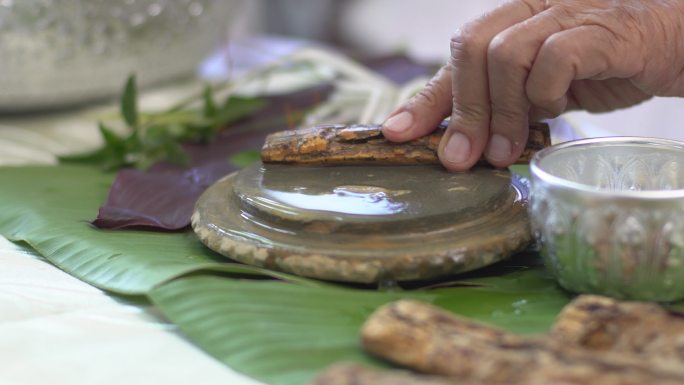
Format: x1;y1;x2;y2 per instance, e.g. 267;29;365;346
0;165;319;294
150;267;569;385
0;163;573;385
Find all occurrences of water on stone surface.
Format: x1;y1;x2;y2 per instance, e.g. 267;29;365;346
263;185;409;216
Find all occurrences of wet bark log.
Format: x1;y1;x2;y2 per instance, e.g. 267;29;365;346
261;121;550;166
550;295;684;365
360;299;684;385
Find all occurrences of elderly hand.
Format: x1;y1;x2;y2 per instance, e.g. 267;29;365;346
382;0;684;171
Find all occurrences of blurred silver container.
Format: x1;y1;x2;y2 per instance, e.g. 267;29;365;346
529;137;684;301
0;0;239;111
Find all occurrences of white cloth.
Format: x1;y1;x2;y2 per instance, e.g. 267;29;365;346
0;238;263;385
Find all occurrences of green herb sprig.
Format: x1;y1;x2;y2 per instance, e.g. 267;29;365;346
62;75;265;171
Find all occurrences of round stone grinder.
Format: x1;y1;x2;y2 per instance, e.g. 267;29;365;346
192;162;532;283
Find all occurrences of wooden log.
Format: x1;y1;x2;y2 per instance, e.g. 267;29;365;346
309;363;462;385
550;295;684;364
361;300;684;385
261;121;550;166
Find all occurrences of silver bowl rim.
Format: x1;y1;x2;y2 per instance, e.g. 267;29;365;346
530;136;684;200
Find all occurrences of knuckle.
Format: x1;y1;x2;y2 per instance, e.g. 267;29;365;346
542;31;563;50
526;78;556;106
487;33;524;67
491;103;526;123
414;67;450;108
414;86;442;108
450;23;487;61
527;86;552;106
522;0;548;14
528;86;567;112
451;102;490;127
541;33;568;62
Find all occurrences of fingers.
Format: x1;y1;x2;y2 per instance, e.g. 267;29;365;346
382;65;452;142
526;25;643;114
389;1;651;171
440;0;545;171
567;79;651;113
485;10;564;166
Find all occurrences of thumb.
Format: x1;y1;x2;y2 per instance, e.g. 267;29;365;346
382;65;453;142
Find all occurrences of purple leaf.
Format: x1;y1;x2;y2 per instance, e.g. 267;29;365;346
93;84;333;231
92;161;236;230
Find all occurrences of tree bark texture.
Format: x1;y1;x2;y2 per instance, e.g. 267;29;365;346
360;299;684;385
261;121;550;166
551;295;684;365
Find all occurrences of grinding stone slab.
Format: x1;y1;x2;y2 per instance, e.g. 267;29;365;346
192;162;532;283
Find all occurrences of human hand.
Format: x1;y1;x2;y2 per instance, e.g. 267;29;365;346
382;0;684;171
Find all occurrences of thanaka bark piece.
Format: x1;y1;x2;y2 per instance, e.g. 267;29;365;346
261;121;550;166
360;300;684;385
550;295;684;365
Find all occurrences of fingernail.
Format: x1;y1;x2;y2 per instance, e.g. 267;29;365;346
382;111;413;134
486;134;512;162
443;132;471;164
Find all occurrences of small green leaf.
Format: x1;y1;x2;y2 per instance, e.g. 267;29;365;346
99;123;125;148
60;123;133;171
59;149;108;167
134;125;189;169
67;78;273;171
161;141;190;166
121;74;139;129
123;129;143;155
203;84;218;118
217;96;266;126
178;123;216;144
229;149;261;168
101;123;143;171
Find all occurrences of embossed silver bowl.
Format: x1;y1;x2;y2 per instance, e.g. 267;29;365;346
0;0;239;111
529;137;684;301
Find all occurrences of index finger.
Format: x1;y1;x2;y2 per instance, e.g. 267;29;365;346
439;0;546;171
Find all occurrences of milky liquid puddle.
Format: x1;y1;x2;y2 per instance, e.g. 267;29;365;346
262;185;410;216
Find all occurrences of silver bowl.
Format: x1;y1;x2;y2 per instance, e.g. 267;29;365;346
529;137;684;301
0;0;240;111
